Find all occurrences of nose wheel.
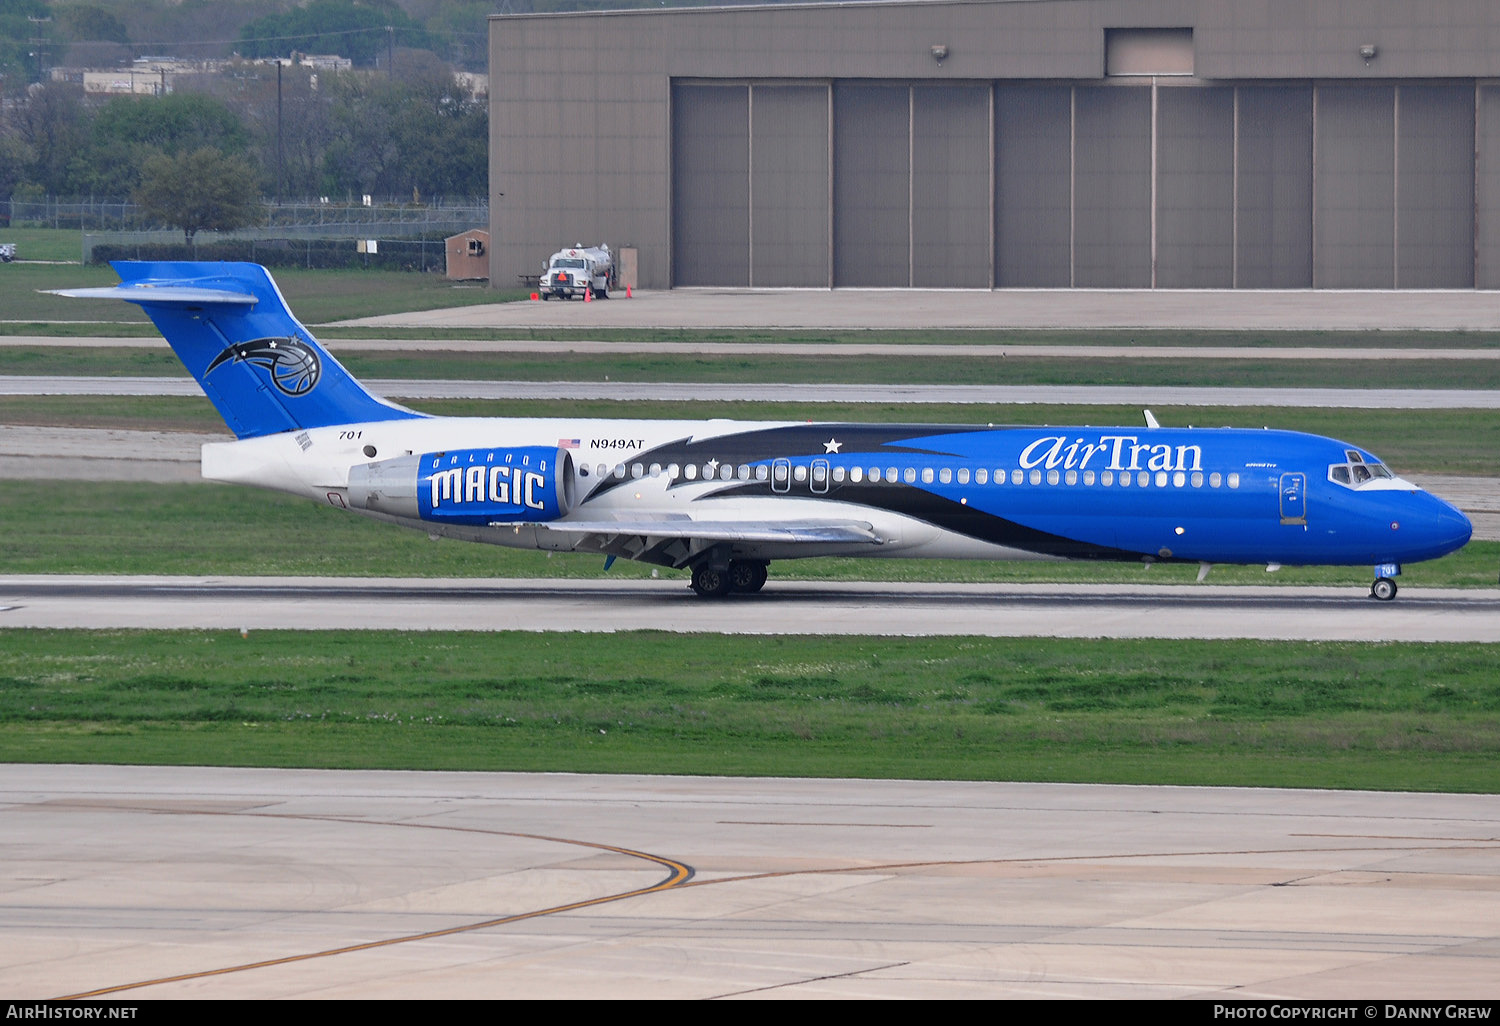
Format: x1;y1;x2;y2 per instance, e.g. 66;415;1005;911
1370;577;1398;601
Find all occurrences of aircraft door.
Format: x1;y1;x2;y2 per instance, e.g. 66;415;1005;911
810;459;830;495
772;458;791;494
1279;472;1307;526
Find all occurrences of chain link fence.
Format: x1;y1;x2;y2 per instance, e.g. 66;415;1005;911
5;195;486;235
1;196;482;270
85;233;454;271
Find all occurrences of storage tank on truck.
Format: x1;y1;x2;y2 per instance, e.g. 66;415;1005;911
539;244;615;300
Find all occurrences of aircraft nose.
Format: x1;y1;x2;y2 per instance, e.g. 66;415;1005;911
1434;501;1474;551
1392;491;1472;561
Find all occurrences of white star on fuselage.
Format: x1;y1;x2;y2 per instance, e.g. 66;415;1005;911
824;438;842;454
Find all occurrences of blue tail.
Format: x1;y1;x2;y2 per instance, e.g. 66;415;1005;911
57;262;424;440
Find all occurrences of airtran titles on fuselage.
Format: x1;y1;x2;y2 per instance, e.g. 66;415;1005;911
1018;434;1203;474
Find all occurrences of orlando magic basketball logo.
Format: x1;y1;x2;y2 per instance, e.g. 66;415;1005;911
205;335;321;397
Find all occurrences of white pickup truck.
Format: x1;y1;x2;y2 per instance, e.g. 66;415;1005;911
539;244;615;300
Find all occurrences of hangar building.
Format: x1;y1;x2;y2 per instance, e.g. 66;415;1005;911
488;0;1500;291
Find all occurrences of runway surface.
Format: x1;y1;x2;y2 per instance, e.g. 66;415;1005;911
8;374;1500;408
5;764;1498;1000
5;575;1500;641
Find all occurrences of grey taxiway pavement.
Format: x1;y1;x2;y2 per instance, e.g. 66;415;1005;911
5;575;1500;641
5;764;1499;1000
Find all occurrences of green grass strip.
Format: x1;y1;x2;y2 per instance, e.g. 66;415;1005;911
1;630;1496;792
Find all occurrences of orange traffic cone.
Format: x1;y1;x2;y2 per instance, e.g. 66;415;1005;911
626;285;632;298
584;285;592;303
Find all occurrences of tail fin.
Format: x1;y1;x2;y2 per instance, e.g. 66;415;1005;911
53;262;424;440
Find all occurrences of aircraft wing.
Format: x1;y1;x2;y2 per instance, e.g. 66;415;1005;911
520;518;884;545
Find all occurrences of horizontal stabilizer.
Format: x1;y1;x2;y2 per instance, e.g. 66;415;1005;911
47;285;258;305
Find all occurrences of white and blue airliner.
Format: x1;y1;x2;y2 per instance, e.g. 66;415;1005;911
57;262;1473;600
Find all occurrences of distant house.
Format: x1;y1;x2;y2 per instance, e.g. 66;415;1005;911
49;54;354;96
52;58;225;95
445;229;489;281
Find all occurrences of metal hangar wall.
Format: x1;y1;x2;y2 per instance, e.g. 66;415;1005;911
488;0;1500;290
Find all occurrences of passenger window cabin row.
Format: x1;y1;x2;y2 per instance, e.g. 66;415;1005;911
580;461;1244;491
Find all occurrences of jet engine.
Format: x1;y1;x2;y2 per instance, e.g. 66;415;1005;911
347;446;576;524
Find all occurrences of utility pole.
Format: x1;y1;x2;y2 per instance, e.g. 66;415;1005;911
276;60;284;204
27;16;51;84
386;26;394;76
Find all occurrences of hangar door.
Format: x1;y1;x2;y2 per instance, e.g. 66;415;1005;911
671;80;992;288
672;82;830;287
833;83;992;287
672;78;1478;289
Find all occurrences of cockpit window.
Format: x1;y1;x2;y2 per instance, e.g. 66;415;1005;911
1329;454;1395;488
552;257;587;269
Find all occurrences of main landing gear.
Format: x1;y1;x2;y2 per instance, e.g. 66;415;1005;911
691;559;769;598
1369;562;1401;601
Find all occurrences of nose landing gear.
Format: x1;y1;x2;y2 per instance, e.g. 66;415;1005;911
1370;562;1401;601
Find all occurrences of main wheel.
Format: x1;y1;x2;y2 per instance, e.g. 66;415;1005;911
691;564;731;598
1371;577;1398;601
728;560;768;594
